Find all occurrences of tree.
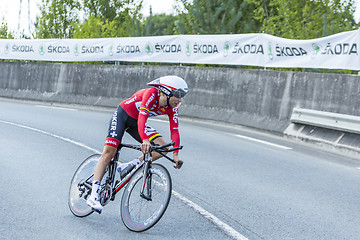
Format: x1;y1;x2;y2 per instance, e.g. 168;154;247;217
82;0;142;22
144;12;177;36
35;0;81;38
250;0;357;39
175;0;261;34
0;22;14;39
73;15;131;38
36;0;143;39
74;0;143;38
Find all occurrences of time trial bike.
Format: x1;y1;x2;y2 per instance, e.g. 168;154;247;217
68;142;183;232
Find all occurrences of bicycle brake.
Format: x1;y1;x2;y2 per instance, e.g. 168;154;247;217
93;209;102;214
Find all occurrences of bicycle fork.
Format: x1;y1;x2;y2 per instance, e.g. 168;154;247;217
140;153;152;201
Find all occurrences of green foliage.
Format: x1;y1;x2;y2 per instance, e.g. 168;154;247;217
35;0;359;40
0;22;14;39
144;13;177;36
250;0;358;39
73;15;131;38
36;0;142;38
83;0;143;23
175;0;261;34
35;0;81;38
175;0;358;38
72;1;176;38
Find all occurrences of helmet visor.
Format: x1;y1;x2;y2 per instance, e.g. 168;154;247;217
172;89;187;98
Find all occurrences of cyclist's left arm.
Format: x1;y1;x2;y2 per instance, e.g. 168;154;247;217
168;108;180;153
168;109;183;169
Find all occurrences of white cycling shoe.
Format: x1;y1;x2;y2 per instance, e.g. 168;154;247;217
87;195;103;211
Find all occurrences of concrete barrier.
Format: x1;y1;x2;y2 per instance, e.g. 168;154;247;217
0;61;359;136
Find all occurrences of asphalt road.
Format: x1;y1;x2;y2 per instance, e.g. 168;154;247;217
1;99;360;240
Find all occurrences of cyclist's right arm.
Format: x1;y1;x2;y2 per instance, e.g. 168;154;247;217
137;89;157;153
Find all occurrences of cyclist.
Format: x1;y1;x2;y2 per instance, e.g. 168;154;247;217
87;75;188;211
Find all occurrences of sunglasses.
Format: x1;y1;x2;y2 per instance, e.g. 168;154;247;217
172;89;187;98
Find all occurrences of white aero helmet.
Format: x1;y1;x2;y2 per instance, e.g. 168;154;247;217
147;75;188;98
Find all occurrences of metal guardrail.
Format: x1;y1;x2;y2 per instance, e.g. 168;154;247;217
290;108;360;135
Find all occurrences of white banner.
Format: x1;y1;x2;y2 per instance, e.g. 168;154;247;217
0;30;359;70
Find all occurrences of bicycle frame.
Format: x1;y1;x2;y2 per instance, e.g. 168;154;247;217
106;143;143;202
106;142;182;202
86;143;182;208
69;141;183;230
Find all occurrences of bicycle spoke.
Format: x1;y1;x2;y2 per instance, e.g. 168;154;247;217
120;164;172;232
68;154;101;217
68;154;113;217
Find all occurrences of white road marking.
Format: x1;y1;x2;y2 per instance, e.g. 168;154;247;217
36;105;78;111
172;191;249;240
0;119;249;240
235;134;292;150
0;120;100;154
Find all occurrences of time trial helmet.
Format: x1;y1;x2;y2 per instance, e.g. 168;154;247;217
147;75;188;98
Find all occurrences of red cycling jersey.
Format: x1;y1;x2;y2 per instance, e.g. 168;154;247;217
120;88;180;150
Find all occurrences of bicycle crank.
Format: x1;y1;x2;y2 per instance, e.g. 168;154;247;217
99;184;112;206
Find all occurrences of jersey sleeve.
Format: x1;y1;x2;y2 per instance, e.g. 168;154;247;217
137;89;156;141
168;108;180;154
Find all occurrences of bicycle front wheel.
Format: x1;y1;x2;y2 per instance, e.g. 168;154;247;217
68;154;101;217
120;163;172;232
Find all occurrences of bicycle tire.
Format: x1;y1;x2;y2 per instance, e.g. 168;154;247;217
120;163;172;232
68;154;102;217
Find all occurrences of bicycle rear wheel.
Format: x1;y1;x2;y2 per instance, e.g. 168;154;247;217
68;154;101;217
120;163;172;232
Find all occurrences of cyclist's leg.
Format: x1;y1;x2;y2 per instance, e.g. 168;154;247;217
87;106;127;210
93;106;128;181
93;145;116;182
